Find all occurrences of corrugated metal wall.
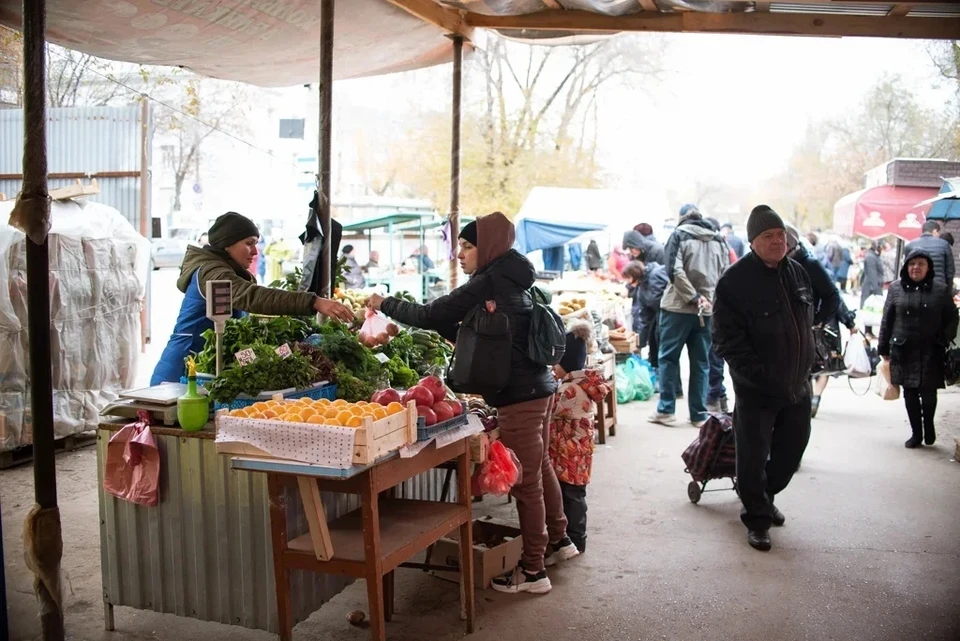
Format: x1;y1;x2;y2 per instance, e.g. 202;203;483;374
97;430;361;633
0;106;146;230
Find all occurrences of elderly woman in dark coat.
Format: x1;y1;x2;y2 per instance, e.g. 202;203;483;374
878;249;959;448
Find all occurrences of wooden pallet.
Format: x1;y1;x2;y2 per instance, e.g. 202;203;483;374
0;431;98;469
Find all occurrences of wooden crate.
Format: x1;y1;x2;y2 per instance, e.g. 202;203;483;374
215;400;418;467
468;428;499;463
610;332;638;354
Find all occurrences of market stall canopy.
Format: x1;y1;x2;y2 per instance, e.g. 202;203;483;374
833;185;937;242
1;1;958;87
919;177;960;221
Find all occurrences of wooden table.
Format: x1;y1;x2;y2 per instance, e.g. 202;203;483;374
231;439;475;641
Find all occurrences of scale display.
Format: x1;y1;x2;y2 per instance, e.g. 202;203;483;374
206;280;233;321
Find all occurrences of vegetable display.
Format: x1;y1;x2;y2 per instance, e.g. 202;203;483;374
195;316;320;374
206;343;317;403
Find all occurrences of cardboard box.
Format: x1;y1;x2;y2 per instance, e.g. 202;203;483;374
431;517;522;589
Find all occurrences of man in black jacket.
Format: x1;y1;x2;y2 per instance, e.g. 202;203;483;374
713;205;816;552
904;221;955;290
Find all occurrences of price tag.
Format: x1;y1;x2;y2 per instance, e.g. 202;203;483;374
235;348;257;366
374;352;391;364
275;344;293;359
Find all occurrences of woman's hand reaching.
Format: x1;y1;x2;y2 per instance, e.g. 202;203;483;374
314;297;355;323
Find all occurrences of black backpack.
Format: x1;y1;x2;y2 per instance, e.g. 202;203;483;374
526;286;566;366
446;301;512;395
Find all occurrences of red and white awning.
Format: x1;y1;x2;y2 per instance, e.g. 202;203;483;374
833;185;937;242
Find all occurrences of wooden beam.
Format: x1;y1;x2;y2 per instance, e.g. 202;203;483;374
464;9;960;40
754;2;770;12
636;0;658;12
542;0;565;9
383;0;472;38
887;4;914;17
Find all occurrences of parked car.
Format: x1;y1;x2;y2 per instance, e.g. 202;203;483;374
151;227;201;270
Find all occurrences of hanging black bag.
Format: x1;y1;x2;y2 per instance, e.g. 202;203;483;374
446;299;512;395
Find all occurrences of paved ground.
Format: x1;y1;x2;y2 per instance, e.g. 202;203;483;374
4;373;959;641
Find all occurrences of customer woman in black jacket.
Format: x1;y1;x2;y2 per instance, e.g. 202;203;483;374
878;249;959;448
860;242;885;337
368;213;576;594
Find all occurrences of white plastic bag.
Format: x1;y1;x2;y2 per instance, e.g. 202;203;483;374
859;294;885;330
876;360;900;400
358;309;396;348
844;338;872;378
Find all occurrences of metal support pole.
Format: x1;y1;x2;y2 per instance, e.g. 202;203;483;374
21;0;65;638
448;35;463;289
139;99;150;351
317;0;335;297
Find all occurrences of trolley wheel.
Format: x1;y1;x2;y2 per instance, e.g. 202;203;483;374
687;481;702;504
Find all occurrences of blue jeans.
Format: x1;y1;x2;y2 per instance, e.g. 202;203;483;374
707;347;726;402
657;310;711;422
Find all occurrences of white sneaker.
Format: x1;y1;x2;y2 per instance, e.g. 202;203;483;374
690;419;707;428
545;536;580;567
648;412;678;426
490;565;552;594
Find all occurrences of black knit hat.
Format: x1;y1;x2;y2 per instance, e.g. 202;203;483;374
746;205;785;243
207;212;260;249
459;220;478;246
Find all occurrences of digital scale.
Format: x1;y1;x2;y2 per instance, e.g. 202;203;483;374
101;281;232;426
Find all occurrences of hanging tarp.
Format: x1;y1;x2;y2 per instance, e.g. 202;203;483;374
515;218;606;254
921;177;960;221
833;185;937;242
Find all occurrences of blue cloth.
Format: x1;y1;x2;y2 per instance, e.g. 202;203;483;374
707;347;726;402
834;248;853;279
257;237;267;281
656;309;710;422
419;254;435;271
150;270;245;385
543;245;565;272
514;218;605;254
927;178;960;221
568;243;582;271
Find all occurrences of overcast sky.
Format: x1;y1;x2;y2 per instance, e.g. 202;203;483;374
325;33;951;199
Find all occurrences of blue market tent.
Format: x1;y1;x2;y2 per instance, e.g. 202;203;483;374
515;217;606;254
924;177;960;220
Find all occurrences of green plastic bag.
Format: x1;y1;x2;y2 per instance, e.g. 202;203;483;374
616;363;634;404
616;359;654;404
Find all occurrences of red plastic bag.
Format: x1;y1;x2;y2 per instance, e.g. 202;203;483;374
358;309;396;348
103;410;161;506
471;440;522;496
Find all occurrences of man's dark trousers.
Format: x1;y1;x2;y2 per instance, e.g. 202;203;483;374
733;395;812;531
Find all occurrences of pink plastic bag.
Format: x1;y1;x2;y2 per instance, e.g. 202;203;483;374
103;410;160;506
358;309;396;347
471;441;522;496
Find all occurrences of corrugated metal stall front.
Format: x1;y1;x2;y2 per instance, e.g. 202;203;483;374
97;429;360;633
0;106;146;230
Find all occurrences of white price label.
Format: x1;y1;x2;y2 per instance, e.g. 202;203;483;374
275;344;293;359
235;348;257;366
374;352;391;364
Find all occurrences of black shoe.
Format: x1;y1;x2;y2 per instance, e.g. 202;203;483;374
771;504;786;527
544;536;580;567
904;435;923;449
810;395;821;419
747;529;772;551
490;565;552;594
924;426;936;446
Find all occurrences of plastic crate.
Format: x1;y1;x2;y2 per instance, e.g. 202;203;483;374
213;382;337;412
416;402;468;441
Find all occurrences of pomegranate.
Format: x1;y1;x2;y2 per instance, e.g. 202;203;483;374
417;406;438;427
371;388;402;406
402;386;434;409
433;401;454;423
418;375;447;404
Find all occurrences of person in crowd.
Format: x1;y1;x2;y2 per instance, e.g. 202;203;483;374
834;243;854;292
363;249;380;272
859;242;885;337
904;221;955;290
721;222;745;259
548;321;610;554
608;245;631;280
623;229;665;266
881;241;897;288
785;225;847;419
368;214;575;594
634;222;657;241
705;217;735;412
150;213;354;385
878;250;959;449
713;205;815;551
940;231;955;247
264;234;294;284
341;245;366;289
584;240;604;271
255;235;267;283
807;232;824;263
648;207;729;427
623;260;670;383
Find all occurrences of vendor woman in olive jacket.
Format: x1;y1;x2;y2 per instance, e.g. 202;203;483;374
368;213;577;595
151;212;354;385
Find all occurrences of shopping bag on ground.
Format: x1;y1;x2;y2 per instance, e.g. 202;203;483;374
844;338;872;378
615;363;634;404
876;360;900;401
103;411;160;506
626;355;654;401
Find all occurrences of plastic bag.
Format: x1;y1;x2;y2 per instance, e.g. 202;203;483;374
102;411;160;506
859;294;885;329
615;357;654;404
628;355;655;399
877;359;900;400
471;440;522;496
844;338;872;378
358;309;395;348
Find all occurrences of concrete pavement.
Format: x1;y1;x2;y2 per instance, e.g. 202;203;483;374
3;377;959;641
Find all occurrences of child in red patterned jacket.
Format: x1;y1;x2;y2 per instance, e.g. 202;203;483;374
548;320;611;554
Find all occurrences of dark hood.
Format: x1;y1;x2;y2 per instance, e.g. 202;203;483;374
476;212;516;271
483;249;536;290
177;245;254;293
622;230;645;251
900;248;935;288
